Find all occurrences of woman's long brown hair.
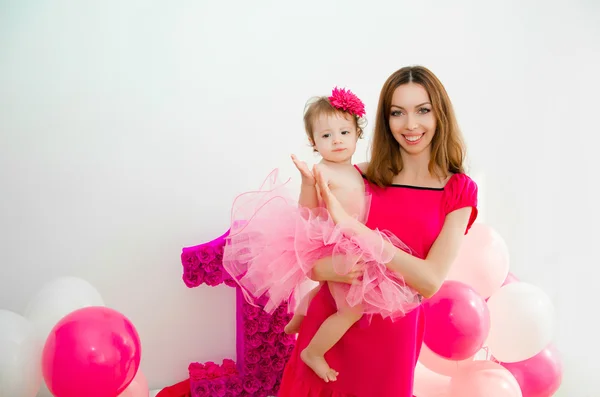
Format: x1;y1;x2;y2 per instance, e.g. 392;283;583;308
366;66;466;187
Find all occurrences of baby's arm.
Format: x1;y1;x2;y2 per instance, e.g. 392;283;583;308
292;154;320;209
298;182;319;209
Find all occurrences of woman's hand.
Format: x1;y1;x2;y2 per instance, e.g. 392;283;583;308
310;255;364;285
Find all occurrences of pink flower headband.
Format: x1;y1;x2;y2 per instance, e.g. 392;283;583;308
328;87;366;118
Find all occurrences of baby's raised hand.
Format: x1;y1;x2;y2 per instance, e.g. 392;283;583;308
291;154;316;186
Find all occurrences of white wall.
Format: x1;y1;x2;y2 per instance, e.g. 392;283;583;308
1;1;598;395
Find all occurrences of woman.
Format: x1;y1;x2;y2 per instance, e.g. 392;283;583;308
277;65;478;397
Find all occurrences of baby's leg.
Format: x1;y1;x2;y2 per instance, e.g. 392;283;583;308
284;283;322;334
300;300;363;382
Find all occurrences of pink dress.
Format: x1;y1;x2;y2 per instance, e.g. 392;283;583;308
223;169;420;319
277;165;478;397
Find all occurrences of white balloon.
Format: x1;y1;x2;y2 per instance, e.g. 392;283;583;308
24;276;104;343
486;282;554;363
0;309;43;397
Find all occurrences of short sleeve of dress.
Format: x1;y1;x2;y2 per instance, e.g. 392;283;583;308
443;173;479;234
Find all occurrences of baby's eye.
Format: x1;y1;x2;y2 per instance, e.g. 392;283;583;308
341;130;350;135
322;133;330;138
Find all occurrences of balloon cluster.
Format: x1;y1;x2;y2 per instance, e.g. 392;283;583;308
414;223;562;397
0;277;145;397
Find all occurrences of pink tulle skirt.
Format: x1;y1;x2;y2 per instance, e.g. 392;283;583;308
222;170;421;320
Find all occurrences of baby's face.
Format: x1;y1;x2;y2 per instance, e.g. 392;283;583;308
310;112;358;164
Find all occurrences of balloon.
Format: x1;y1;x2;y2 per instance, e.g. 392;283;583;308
486;282;554;363
118;369;149;397
486;272;519;302
446;223;510;299
423;281;490;360
0;309;43;397
450;360;522;397
42;306;141;397
24;276;104;343
414;361;451;397
418;343;475;377
501;272;519;287
498;344;562;397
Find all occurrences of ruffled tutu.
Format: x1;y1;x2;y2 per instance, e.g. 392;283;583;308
222;169;421;319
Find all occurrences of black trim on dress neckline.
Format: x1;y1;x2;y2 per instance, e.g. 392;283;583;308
358;173;445;191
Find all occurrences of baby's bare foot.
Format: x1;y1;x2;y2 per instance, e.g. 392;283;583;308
284;322;300;334
301;348;339;382
284;315;303;334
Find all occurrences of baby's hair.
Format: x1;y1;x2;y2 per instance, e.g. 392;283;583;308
303;96;367;152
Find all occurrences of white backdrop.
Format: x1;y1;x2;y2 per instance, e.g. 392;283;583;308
1;1;599;395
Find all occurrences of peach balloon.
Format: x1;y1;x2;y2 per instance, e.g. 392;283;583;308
414;361;451;397
418;343;476;377
449;360;522;397
118;370;149;397
446;223;510;299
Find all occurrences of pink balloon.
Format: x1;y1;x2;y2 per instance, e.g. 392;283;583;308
498;344;562;397
450;360;522;397
119;369;149;397
446;223;510;299
42;306;141;397
423;281;490;360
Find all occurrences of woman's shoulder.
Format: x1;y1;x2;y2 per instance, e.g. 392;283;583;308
354;162;369;174
444;173;478;193
443;173;479;232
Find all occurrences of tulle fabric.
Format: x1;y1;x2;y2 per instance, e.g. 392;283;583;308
222;169;421;319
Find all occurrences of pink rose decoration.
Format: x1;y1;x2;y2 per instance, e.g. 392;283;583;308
205;269;224;286
271;316;286;333
222;359;237;375
183;233;295;397
226;377;243;394
206;362;224;379
259;358;272;372
224;277;237;287
197;246;216;264
244;320;258;335
275;344;288;358
244;361;258;374
243;305;260;320
189;363;207;380
205;259;221;274
261;331;277;345
245;349;261;364
242;376;261;394
328;87;366;118
246;333;262;348
211;379;227;397
258;344;275;359
257;317;271;333
193;380;211;397
272;357;285;371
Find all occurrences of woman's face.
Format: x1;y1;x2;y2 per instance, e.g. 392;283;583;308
388;83;436;156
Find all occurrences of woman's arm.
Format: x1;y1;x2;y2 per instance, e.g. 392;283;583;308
309;255;363;285
314;164;472;298
346;208;471;298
